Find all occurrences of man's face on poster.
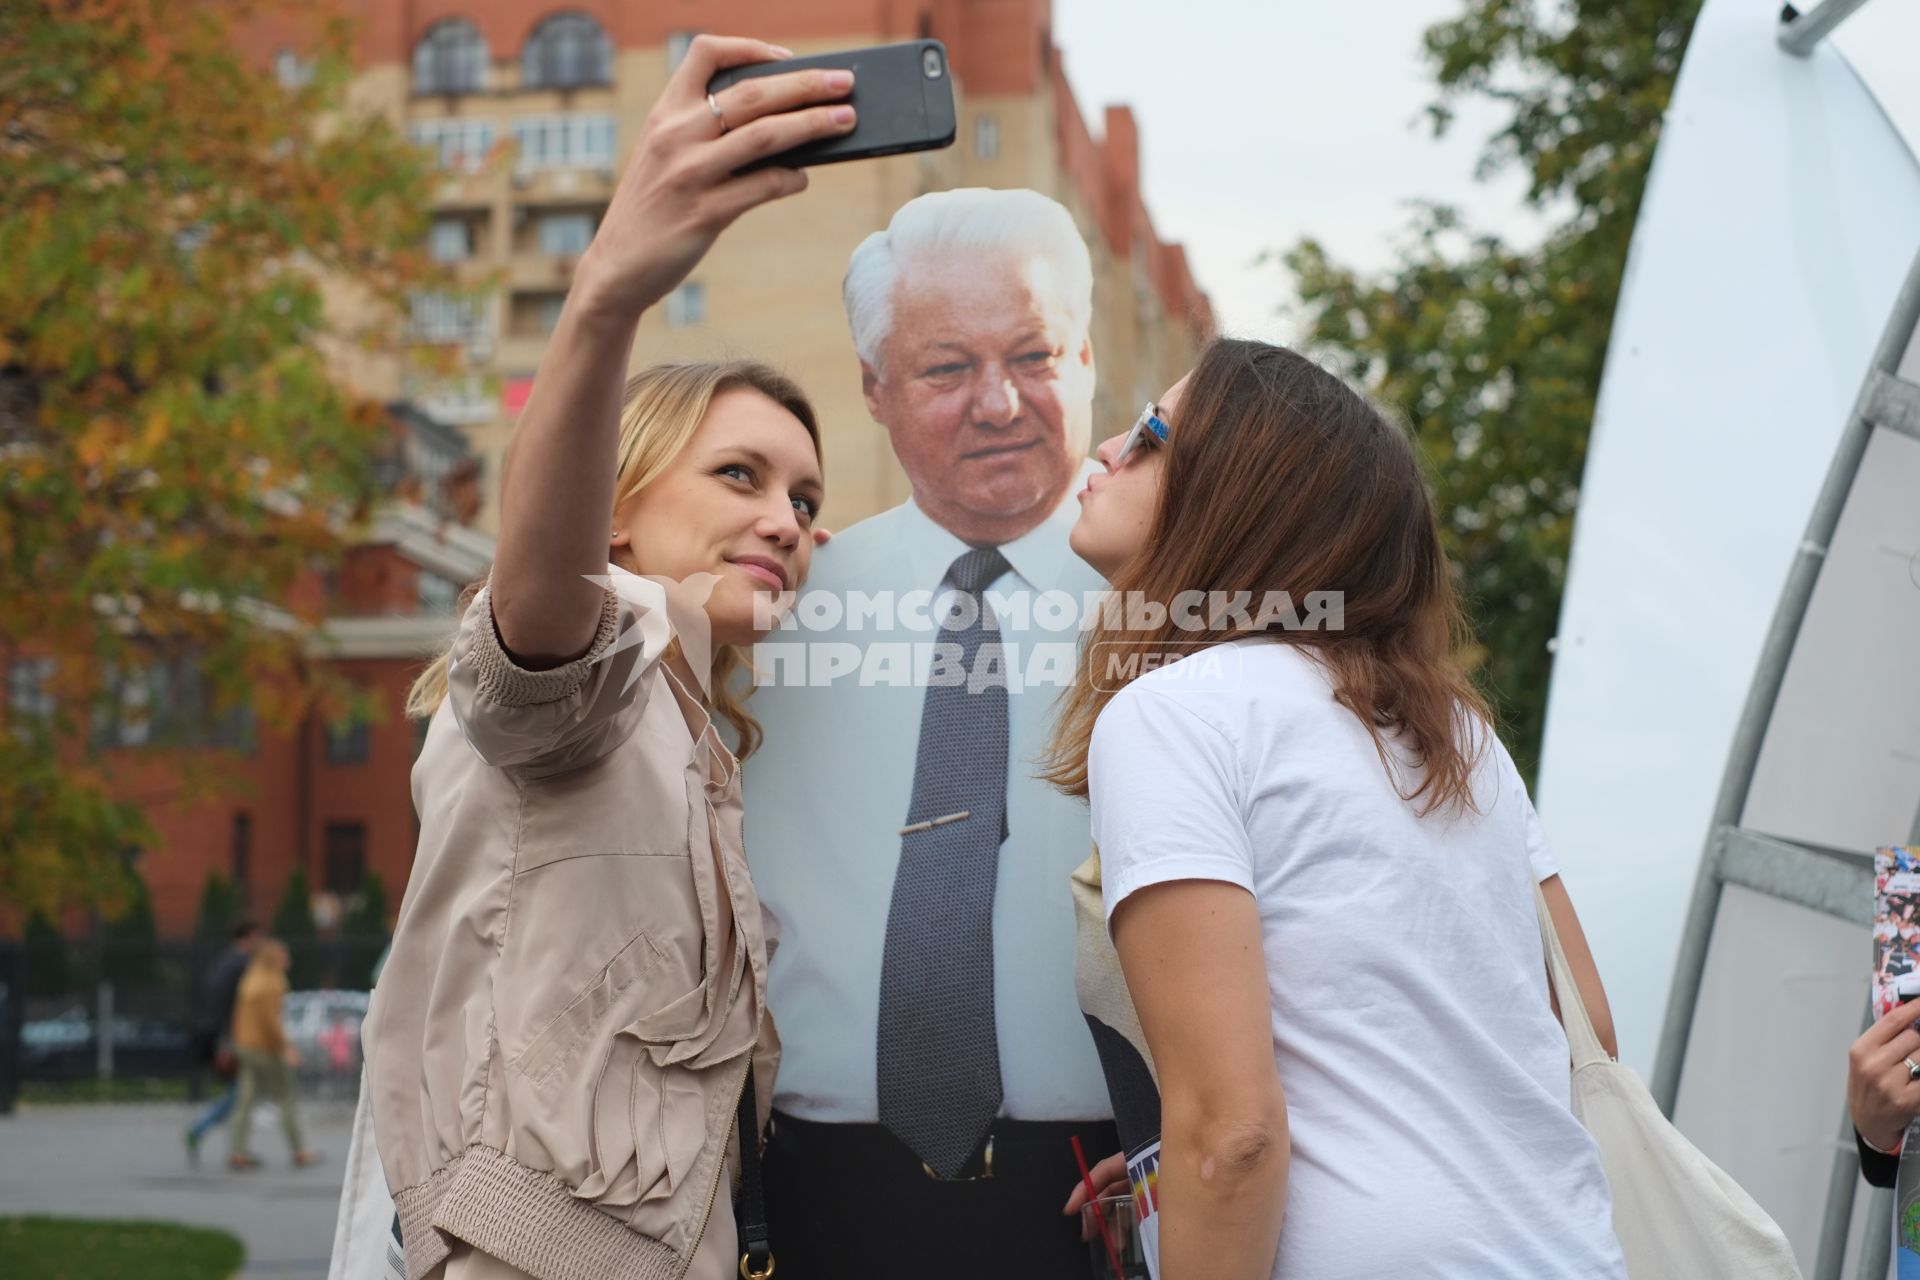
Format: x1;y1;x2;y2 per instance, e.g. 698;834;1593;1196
862;252;1093;546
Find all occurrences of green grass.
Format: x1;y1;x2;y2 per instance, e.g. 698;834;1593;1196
19;1077;192;1104
0;1217;244;1279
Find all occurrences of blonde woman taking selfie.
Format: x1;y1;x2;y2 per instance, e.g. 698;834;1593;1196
362;36;847;1280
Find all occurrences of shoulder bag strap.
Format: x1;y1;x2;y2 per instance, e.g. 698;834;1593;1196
736;1057;773;1280
1533;882;1612;1068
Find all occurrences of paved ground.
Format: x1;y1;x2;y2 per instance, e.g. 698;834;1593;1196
0;1099;355;1278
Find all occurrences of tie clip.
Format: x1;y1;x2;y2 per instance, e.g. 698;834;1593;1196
899;810;971;836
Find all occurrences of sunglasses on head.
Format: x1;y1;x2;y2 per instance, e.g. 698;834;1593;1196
1113;401;1172;467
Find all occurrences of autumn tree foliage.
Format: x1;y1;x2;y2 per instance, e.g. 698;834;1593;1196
0;0;452;917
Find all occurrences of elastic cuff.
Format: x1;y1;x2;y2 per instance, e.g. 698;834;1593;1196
1858;1127;1904;1157
468;584;622;709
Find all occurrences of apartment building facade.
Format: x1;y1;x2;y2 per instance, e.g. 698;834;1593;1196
7;409;493;938
21;1;1211;938
242;0;1215;531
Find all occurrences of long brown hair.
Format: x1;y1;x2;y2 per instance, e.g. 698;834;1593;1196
406;360;820;760
1042;338;1490;815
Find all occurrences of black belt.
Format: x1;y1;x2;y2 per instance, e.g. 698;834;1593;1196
759;1111;1121;1280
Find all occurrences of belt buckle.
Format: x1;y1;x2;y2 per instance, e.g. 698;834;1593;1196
921;1134;994;1181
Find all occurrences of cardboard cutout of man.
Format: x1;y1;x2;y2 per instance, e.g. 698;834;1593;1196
745;188;1118;1276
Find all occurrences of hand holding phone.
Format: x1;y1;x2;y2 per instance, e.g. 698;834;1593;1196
707;41;958;174
573;35;856;320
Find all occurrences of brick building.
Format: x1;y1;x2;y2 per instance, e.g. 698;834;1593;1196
9;410;494;940
238;0;1215;530
28;0;1210;938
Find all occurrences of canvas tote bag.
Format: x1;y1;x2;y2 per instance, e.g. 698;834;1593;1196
1534;886;1803;1279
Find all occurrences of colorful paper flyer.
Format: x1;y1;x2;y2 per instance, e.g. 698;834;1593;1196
1127;1137;1162;1280
1876;847;1920;1276
1875;847;1920;1020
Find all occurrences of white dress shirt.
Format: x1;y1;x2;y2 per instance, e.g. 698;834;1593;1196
744;463;1112;1123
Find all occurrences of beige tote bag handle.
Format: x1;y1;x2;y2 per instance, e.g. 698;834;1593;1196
1534;884;1612;1069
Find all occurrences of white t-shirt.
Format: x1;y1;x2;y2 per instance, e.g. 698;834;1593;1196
1090;639;1624;1280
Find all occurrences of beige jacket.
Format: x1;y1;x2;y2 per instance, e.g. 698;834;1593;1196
231;965;288;1057
364;568;776;1280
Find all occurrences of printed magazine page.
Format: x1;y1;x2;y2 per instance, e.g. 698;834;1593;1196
1876;847;1920;1278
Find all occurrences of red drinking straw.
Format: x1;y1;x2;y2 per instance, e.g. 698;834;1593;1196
1071;1134;1126;1279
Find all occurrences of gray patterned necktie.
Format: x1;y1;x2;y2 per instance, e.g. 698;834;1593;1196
876;545;1011;1178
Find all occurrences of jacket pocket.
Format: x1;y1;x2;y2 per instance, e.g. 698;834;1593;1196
573;1038;715;1216
509;930;671;1087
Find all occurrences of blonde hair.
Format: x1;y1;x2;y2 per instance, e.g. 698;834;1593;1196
404;360;820;759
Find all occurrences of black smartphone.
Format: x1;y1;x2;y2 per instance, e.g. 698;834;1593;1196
706;40;957;173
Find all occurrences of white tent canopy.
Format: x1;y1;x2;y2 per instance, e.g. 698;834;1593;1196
1534;0;1920;1274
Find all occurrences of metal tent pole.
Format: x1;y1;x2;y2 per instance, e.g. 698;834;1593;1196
1650;245;1920;1115
1779;0;1877;56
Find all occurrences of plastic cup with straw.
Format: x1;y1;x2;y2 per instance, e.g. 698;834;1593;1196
1072;1134;1126;1279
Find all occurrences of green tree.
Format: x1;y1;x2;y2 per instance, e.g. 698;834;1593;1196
193;871;244;946
1282;0;1703;776
22;908;69;1000
340;869;390;990
0;0;458;916
270;865;319;989
100;870;157;989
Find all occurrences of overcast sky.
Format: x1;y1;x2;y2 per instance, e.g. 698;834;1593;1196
1051;0;1551;343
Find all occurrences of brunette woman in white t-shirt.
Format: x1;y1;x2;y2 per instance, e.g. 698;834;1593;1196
1044;338;1626;1279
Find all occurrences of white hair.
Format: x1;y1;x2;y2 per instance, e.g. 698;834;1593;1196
843;188;1094;375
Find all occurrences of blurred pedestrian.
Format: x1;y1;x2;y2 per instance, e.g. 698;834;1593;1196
183;918;259;1163
229;938;319;1170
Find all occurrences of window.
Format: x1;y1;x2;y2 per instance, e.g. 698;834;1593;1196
428;217;473;263
409;292;486;344
973;114;999;161
274;49;314;89
323;823;367;896
511;291;568;337
324;714;370;765
522;13;612;90
94;666;153;747
511;114;615;172
212;698;257;754
537;211;595;257
414;19;488;94
665;282;704;328
419;571;460;615
579;116;615;167
86;655;252;750
7;657;54;739
667;31;698;70
99;660;175;747
409;118;495;173
414;375;493;426
231;811;252;894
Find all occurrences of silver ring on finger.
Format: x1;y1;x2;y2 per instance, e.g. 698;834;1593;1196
1904;1056;1920;1081
707;92;729;135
